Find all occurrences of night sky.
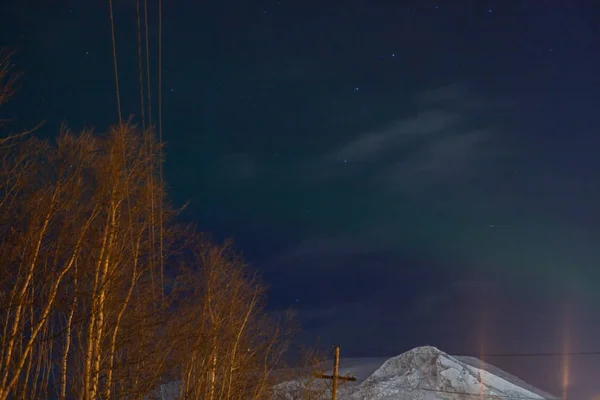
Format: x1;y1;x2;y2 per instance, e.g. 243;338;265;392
2;0;600;398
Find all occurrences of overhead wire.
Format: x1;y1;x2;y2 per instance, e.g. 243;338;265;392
368;348;600;359
142;0;157;298
108;0;122;123
157;0;165;299
136;0;145;130
144;0;153;128
108;0;134;264
453;350;600;358
334;349;600;398
343;348;592;399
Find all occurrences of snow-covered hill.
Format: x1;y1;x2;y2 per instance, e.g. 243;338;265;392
276;346;559;399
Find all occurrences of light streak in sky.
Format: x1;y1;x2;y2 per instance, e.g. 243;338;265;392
561;305;571;400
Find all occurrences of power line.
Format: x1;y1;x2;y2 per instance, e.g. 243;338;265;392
157;0;165;299
108;1;134;272
135;0;145;130
144;0;152;128
378;348;600;359
139;0;157;298
454;350;600;358
108;0;122;123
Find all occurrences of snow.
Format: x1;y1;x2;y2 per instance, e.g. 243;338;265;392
275;346;559;400
151;346;559;399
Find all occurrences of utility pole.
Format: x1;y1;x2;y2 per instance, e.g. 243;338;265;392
316;344;356;400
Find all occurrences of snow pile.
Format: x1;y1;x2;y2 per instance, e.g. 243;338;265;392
277;346;558;400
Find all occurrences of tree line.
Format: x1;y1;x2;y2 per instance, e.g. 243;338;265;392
0;47;343;400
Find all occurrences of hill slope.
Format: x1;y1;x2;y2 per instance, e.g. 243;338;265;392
276;346;558;400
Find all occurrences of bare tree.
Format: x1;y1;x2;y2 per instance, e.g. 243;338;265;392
0;130;100;399
0;122;178;399
165;236;292;400
63;124;178;400
0;50;306;400
0;48;20;107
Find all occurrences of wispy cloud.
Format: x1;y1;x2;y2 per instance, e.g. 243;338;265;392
383;128;490;188
274;84;509;274
324;84;502;191
332;110;463;163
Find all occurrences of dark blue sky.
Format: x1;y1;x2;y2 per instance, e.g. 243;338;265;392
2;0;600;397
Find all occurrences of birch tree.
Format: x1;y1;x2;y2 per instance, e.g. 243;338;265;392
168;236;291;400
0;50;301;400
0;124;175;399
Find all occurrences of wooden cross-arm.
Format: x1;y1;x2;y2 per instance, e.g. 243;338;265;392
314;372;357;382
